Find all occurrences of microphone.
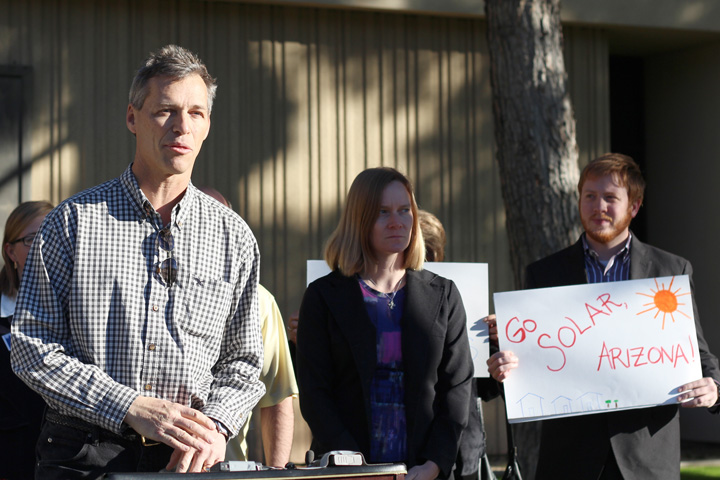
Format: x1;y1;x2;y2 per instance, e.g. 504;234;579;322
305;450;315;466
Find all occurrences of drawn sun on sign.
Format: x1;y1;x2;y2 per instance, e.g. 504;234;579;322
636;277;691;329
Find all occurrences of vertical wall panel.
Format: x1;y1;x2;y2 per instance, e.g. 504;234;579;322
564;26;611;167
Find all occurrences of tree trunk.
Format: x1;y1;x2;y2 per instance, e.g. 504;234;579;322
485;2;581;479
485;0;581;289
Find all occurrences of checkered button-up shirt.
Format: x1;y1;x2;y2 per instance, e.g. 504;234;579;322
11;165;264;436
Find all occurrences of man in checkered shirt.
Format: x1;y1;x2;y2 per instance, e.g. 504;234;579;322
10;45;265;478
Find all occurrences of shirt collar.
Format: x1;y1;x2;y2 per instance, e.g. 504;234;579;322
582;232;632;264
119;164;197;232
119;163;146;220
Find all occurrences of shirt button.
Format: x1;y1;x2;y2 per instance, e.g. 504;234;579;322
144;384;153;391
152;305;159;312
148;344;156;351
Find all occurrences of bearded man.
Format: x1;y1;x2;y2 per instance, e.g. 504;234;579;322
487;153;720;480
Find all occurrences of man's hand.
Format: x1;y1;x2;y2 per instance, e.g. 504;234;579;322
487;351;518;382
483;314;498;347
678;377;719;408
406;460;440;480
287;310;299;344
124;396;215;453
166;427;227;473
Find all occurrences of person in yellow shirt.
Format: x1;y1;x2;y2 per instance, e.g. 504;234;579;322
226;284;298;467
199;186;298;467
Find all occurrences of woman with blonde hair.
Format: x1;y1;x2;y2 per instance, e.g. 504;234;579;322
0;200;54;479
296;168;473;480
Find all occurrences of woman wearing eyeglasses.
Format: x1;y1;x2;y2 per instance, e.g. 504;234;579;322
0;201;54;480
296;168;473;480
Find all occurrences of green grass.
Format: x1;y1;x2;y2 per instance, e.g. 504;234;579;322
492;466;720;479
681;465;720;479
491;462;720;479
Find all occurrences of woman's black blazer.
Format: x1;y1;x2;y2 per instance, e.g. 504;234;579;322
296;268;474;477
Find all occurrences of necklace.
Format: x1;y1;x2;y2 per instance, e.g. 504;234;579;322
365;273;405;310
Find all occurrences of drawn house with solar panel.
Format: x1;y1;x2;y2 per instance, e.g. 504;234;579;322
517;393;544;417
578;392;604;412
552;395;573;414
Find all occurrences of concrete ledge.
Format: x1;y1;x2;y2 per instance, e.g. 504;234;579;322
214;0;720;32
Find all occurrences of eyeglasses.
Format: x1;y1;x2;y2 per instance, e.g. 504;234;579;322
155;226;177;287
10;232;37;247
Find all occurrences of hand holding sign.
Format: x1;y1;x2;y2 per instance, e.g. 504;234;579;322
677;377;719;408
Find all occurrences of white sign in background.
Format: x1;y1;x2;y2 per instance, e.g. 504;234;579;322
493;275;702;423
307;260;490;377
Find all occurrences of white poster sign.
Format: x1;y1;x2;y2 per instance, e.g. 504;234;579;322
306;261;490;377
493;276;702;423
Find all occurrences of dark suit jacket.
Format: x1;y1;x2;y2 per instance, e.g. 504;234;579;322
525;236;720;480
296;269;474;478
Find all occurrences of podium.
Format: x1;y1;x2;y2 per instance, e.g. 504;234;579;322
102;463;407;479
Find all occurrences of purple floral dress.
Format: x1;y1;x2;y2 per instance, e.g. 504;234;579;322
358;277;407;463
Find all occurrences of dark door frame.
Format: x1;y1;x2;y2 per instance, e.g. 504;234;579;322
0;65;33;203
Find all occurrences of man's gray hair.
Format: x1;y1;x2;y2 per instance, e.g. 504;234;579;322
129;45;218;113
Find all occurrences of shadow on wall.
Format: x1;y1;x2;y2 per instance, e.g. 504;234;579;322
0;0;509;322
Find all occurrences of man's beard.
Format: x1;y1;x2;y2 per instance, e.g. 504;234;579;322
582;207;633;245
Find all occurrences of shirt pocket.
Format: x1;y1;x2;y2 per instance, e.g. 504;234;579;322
181;276;234;339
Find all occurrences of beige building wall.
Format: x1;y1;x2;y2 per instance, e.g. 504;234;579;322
0;0;610;316
0;0;508;313
0;0;616;459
